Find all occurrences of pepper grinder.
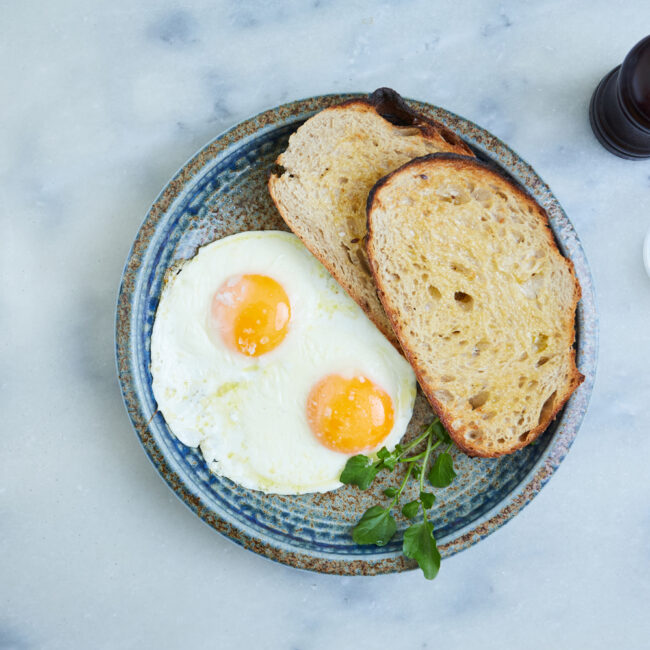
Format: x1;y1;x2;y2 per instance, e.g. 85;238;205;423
590;35;650;159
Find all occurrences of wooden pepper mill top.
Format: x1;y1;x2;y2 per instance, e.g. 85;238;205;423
590;35;650;159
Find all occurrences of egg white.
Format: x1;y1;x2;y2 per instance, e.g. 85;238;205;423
150;231;416;494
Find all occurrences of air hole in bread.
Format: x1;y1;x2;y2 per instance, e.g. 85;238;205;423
356;249;372;275
394;127;422;137
519;351;529;361
518;376;527;388
518;430;531;442
433;389;453;403
482;411;496;420
533;333;548;353
538;391;557;425
427;285;441;299
339;177;349;185
465;430;482;441
497;437;505;444
340;242;354;264
469;391;490;409
473;187;491;203
536;355;551;367
454;291;474;310
419;174;428;180
450;262;474;278
441;375;455;382
473;340;490;355
520;275;543;299
458;340;468;346
528;380;538;389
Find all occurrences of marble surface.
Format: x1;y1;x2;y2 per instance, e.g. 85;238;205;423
2;1;649;648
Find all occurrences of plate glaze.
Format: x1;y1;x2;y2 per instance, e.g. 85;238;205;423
116;93;598;575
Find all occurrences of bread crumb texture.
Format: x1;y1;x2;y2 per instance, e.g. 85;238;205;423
367;155;583;457
269;101;471;346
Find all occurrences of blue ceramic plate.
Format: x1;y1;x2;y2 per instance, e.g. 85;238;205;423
116;94;598;575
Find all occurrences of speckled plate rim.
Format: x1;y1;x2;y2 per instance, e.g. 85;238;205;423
116;92;598;576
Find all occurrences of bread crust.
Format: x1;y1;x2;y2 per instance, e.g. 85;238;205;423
366;153;584;457
268;89;473;348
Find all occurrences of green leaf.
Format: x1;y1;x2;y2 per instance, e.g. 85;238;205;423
420;491;435;509
428;452;457;488
376;446;398;471
383;487;398;498
352;506;397;546
402;500;420;519
432;420;452;445
403;519;441;580
380;456;397;471
340;455;378;490
376;447;391;460
411;463;422;479
394;443;404;455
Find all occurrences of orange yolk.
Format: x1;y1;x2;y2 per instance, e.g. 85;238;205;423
210;274;291;356
306;374;395;454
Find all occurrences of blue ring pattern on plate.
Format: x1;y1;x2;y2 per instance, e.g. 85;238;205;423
116;94;598;573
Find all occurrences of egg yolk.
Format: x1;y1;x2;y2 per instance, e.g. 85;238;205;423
211;274;291;356
306;374;395;454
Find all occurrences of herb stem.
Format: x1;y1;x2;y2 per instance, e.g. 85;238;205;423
389;462;414;509
397;419;439;458
419;433;434;493
399;451;426;463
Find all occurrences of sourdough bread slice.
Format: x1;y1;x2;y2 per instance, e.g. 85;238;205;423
268;88;473;347
366;154;583;457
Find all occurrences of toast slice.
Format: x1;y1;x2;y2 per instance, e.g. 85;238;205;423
268;88;473;347
366;154;583;457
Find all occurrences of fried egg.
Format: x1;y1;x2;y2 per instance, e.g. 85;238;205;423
150;231;416;494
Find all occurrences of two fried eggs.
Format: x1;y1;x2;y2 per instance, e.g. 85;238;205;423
151;231;416;494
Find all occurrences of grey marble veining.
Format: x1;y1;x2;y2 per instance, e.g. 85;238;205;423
1;1;649;648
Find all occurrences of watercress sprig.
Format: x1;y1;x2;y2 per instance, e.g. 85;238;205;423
340;418;457;580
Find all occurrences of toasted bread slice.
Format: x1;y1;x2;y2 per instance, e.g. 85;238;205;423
366;154;583;457
268;88;473;347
